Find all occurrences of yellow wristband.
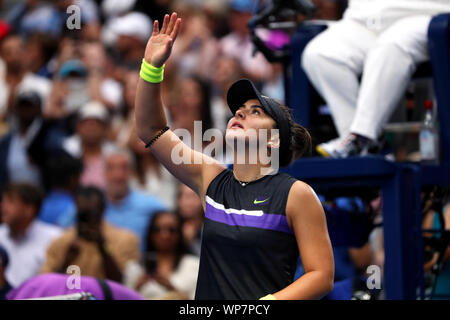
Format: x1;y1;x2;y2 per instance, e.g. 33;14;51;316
259;294;277;300
140;59;165;83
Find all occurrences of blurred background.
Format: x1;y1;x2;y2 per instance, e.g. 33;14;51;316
0;0;448;301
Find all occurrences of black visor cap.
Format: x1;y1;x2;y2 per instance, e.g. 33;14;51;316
226;78;291;163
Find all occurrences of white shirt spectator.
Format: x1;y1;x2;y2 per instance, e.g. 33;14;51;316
0;220;62;287
124;255;200;300
0;71;51;118
7;118;43;186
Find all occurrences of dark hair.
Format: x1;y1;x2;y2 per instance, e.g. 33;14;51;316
145;211;190;271
74;186;106;214
2;183;44;216
279;105;312;167
45;151;83;189
26;32;58;65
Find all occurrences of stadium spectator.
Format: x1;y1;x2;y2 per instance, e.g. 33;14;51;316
0;183;62;287
169;8;219;79
210;55;242;133
166;74;213;140
38;151;83;228
0;89;66;194
176;184;203;256
101;1;139;48
79;41;123;112
53;0;101;42
40;186;139;283
45;59;90;120
62;100;117;190
127;126;178;210
6;0;62;37
219;0;273;83
123;211;199;299
108;11;152;70
302;0;450;158
103;149;167;251
6;0;100;40
112;69;138;147
23;32;58;79
0;33;51;122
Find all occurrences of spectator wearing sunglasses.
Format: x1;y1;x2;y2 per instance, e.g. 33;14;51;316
123;211;199;299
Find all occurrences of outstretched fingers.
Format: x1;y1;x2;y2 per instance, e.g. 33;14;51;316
160;14;170;34
166;12;178;36
170;18;181;42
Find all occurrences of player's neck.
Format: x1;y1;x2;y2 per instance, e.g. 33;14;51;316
232;147;275;182
233;163;267;183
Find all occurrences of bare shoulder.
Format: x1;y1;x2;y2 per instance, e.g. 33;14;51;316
288;180;320;203
286;180;324;224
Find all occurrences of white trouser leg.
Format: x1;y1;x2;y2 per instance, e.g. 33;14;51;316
350;15;432;140
302;19;376;138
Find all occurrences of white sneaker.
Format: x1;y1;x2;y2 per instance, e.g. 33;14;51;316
328;134;380;158
316;137;342;158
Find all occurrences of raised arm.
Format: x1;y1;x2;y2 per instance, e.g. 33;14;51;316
135;13;225;199
135;13;179;141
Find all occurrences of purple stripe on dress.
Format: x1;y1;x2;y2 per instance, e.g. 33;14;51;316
205;202;294;234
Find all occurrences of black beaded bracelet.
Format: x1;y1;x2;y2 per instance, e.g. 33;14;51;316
145;126;170;148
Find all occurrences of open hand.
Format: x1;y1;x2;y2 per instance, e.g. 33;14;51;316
144;12;181;68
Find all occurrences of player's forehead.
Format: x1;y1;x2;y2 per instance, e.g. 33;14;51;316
237;99;264;111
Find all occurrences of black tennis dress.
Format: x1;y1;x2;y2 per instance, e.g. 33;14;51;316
195;168;299;300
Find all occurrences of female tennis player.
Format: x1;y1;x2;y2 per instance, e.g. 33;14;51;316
135;12;334;300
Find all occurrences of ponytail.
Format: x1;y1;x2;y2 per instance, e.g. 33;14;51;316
279;105;312;167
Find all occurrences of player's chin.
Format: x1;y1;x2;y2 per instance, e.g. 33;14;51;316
225;128;246;140
225;129;260;147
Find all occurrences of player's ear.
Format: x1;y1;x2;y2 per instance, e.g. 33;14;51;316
268;131;280;149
